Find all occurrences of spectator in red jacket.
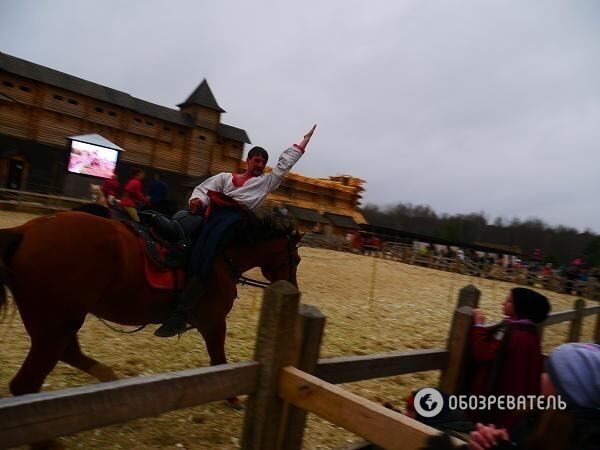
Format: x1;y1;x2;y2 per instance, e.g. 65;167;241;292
121;168;148;222
468;288;551;430
101;173;120;206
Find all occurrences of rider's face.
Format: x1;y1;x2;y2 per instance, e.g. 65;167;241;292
246;155;267;176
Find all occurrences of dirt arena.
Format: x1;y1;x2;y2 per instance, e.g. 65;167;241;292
0;210;596;450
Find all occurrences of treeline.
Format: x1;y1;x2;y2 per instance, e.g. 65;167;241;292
360;203;600;267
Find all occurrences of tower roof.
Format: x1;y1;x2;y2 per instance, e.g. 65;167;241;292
178;79;225;112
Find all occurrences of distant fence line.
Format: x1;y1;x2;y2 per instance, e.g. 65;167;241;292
301;234;600;301
0;187;89;213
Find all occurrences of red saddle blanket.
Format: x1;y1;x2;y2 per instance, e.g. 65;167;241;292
138;235;186;290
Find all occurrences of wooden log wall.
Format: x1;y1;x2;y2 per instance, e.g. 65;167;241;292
191;108;220;130
0;73;216;177
1;71;365;219
209;140;243;174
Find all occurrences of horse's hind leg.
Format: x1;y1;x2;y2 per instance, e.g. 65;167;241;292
9;335;71;396
12;340;69;449
60;335;118;382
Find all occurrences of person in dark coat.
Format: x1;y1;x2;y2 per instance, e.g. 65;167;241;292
468;288;550;429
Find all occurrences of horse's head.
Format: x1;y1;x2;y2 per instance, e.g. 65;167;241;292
232;211;303;287
260;232;302;286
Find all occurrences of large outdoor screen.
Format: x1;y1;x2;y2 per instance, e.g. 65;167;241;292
67;140;118;179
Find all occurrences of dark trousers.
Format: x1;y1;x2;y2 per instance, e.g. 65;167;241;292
188;207;244;281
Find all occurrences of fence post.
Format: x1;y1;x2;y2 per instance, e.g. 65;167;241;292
439;306;474;394
586;276;599;301
439;285;479;393
548;276;561;294
278;304;326;450
456;284;481;308
568;298;585;343
241;281;301;450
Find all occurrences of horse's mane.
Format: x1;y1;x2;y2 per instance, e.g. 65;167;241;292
234;209;299;245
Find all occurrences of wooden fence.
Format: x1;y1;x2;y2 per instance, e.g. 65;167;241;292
0;187;89;214
1;283;599;450
382;242;600;301
301;237;600;301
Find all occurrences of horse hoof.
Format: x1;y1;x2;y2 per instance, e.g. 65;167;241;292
89;363;119;382
226;397;243;410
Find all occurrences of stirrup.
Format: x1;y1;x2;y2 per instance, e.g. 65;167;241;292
154;319;190;338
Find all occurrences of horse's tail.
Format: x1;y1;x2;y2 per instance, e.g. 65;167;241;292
0;228;23;317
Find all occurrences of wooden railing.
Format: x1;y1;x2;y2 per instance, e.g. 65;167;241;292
302;237;595;301
357;241;600;301
0;362;259;448
0;187;89;213
1;283;599;450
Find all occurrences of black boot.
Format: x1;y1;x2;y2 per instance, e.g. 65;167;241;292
154;277;205;338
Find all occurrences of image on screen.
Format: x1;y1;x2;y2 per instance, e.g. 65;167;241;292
67;140;118;179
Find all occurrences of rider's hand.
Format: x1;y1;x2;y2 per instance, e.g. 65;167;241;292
296;124;317;150
189;198;205;214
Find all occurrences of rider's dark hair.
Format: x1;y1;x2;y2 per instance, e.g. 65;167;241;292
247;146;268;162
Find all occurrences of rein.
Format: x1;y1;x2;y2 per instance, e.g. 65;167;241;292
238;275;270;288
223;255;271;289
95;317;148;334
226;236;299;289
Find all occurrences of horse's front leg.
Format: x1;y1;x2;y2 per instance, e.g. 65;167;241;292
197;316;242;409
198;317;227;366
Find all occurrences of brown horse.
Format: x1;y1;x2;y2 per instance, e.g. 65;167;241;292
0;210;301;402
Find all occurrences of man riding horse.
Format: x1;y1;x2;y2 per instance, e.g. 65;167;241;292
154;124;318;337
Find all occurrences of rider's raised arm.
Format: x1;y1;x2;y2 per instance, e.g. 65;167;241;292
189;172;228;207
268;125;317;190
296;124;317;151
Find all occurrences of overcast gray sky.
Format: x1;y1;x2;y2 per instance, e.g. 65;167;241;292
1;0;599;232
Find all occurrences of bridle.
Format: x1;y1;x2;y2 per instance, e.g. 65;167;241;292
227;235;300;289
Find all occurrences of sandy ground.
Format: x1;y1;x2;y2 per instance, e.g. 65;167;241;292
0;210;596;449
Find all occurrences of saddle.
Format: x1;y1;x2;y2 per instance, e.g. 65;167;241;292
123;211;203;290
125;211;202;269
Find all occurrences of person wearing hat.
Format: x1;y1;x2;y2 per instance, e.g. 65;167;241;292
468;343;600;450
468;288;551;429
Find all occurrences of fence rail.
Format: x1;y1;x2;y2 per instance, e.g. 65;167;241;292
0;187;90;213
1;282;599;450
316;348;450;384
379;242;600;301
279;366;464;450
302;236;600;301
0;361;259;449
